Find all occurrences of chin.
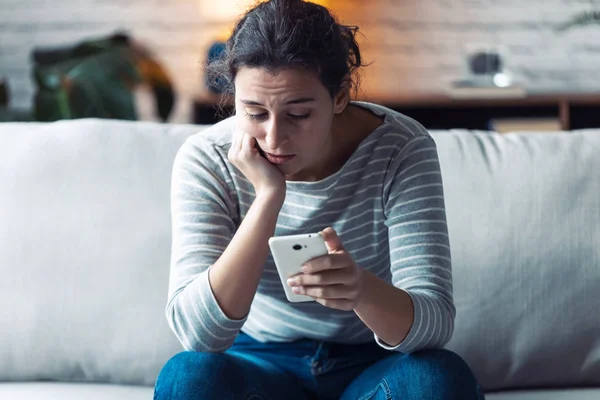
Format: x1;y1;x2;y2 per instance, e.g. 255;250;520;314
276;163;297;174
276;162;302;179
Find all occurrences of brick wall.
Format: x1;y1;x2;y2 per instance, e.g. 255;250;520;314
1;0;599;123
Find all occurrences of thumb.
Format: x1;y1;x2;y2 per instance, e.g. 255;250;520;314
320;227;344;253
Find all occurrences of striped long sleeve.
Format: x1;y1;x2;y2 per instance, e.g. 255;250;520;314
378;134;455;352
165;139;246;353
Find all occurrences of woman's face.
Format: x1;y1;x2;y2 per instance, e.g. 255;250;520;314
234;67;347;181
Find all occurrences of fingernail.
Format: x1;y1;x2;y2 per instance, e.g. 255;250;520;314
292;287;301;293
300;265;308;273
287;278;296;286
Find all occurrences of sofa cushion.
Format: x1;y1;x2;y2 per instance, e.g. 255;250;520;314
430;129;600;391
0;119;203;385
486;388;600;400
0;383;597;400
0;382;152;400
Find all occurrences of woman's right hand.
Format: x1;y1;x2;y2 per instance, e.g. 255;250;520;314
228;130;286;201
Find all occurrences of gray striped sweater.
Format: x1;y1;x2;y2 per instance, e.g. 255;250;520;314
166;102;455;354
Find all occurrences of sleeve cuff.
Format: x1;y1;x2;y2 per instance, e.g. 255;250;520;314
200;265;248;329
374;290;426;353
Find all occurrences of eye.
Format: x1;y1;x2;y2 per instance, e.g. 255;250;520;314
289;113;310;120
245;111;268;121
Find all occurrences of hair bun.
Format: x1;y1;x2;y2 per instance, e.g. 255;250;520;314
274;0;303;6
206;0;364;100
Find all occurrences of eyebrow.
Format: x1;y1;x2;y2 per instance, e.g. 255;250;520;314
240;97;315;106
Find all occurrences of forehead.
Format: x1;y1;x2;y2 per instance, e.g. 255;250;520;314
234;67;326;99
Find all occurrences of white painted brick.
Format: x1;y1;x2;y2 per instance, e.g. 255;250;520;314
2;0;600;121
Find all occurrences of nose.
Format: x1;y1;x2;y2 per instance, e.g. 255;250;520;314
264;118;288;150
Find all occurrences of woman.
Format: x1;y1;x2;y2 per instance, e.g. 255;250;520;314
155;0;484;399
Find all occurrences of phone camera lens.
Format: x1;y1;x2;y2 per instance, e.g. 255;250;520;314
293;244;302;251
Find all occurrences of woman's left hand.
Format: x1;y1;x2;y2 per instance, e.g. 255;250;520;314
287;227;365;311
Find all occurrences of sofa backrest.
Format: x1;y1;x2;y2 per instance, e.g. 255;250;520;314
432;129;600;391
0;119;202;387
0;119;598;391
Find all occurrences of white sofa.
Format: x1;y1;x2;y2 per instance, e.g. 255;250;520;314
0;119;599;400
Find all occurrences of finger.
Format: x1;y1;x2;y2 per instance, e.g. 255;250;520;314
228;132;239;161
241;132;257;155
292;284;350;299
320;227;345;253
302;253;347;274
288;269;352;287
231;130;242;151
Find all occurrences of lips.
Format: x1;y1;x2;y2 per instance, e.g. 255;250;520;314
265;152;295;165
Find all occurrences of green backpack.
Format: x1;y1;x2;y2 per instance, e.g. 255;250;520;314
32;32;175;122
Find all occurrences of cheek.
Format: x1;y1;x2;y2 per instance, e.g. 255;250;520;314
235;116;263;138
289;131;326;162
300;119;330;148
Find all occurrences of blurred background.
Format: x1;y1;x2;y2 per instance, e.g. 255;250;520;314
1;0;599;130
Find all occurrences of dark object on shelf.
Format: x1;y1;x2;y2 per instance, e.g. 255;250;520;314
31;32;175;122
469;52;502;75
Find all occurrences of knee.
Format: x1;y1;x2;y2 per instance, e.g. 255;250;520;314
406;348;474;378
159;351;231;380
388;349;480;399
155;351;233;398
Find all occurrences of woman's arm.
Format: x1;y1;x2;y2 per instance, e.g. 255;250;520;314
353;271;414;347
285;133;454;353
210;129;287;320
361;134;455;353
290;171;452;353
165;135;284;353
209;192;282;320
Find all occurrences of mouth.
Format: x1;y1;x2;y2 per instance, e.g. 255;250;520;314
265;152;296;165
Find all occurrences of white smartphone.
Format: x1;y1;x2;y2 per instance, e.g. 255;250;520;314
268;233;329;303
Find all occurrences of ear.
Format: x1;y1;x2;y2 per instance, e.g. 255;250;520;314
332;78;351;114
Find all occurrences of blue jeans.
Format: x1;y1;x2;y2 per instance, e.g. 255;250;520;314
154;332;485;400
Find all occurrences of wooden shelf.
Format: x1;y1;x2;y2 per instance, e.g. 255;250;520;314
192;91;600;130
356;92;600;106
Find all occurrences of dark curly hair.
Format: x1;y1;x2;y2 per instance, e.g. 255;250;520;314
205;0;365;103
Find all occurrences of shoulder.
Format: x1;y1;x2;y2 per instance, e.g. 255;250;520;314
184;116;236;154
174;116;236;168
170;116;240;194
356;101;432;139
354;101;436;160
